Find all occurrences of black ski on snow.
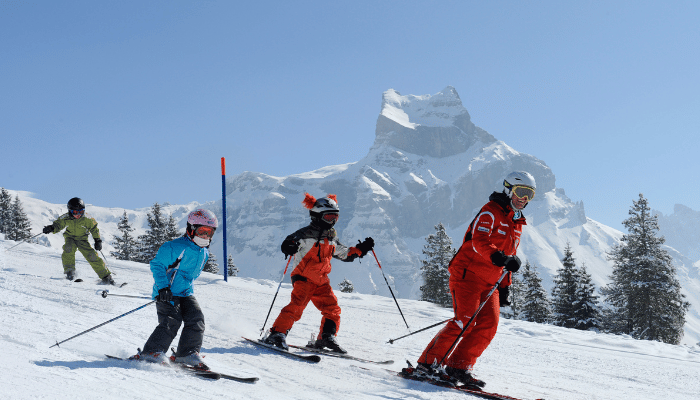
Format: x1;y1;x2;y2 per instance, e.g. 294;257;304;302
286;342;394;365
394;363;545;400
105;354;221;380
177;363;259;383
73;279;127;287
241;337;321;363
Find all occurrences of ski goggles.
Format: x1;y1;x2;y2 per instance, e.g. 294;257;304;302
511;185;535;201
194;225;216;239
321;213;339;223
70;209;85;217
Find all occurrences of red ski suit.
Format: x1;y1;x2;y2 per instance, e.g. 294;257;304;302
271;223;360;339
418;192;525;370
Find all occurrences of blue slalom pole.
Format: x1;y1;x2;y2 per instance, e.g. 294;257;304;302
221;157;228;282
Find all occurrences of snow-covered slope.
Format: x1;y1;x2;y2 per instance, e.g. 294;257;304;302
1;239;699;400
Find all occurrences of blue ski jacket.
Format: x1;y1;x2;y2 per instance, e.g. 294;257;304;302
150;235;209;298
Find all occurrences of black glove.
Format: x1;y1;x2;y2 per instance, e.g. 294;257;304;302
355;237;375;257
499;286;511;307
43;225;54;234
157;287;173;303
490;251;521;273
281;238;300;259
94;239;102;251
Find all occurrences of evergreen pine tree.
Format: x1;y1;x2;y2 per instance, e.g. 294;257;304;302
164;214;181;241
8;195;32;241
111;211;137;261
203;253;219;274
519;261;551;323
572;262;601;331
338;278;354;293
420;222;455;307
551;243;579;328
227;255;239;277
0;188;13;235
136;203;166;263
506;270;526;320
602;193;689;344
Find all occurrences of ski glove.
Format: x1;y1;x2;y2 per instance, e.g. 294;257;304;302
499;286;511;307
94;239;102;251
281;238;300;259
355;237;375;257
43;225;54;234
490;251;521;272
157;287;173;303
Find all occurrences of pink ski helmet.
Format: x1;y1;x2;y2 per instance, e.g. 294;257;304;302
187;209;219;228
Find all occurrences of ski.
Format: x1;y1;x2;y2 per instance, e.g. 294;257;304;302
287;342;393;365
176;363;259;383
73;279;126;287
105;354;221;380
241;337;321;363
352;362;542;400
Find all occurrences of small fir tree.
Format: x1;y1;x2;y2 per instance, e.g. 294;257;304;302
227;255;239;277
136;203;166;262
420;223;456;307
203;253;219;274
602;194;689;344
551;243;580;328
111;211;137;261
519;261;552;323
0;188;13;235
572;263;601;331
338;278;354;293
505;270;526;320
164;214;181;241
8;195;32;241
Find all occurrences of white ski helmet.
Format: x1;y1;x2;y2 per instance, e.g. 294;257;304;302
503;171;536;200
187;209;219;228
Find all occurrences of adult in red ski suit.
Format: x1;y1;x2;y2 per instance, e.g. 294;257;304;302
417;171;536;388
264;193;374;353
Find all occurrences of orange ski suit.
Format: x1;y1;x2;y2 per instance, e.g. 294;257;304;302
418;192;525;370
271;222;360;339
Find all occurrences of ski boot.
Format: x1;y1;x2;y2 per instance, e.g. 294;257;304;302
130;350;169;364
263;330;289;351
65;270;75;281
101;274;115;285
445;366;486;389
313;333;347;354
171;352;209;371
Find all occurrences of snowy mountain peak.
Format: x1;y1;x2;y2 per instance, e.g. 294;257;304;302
374;87;496;158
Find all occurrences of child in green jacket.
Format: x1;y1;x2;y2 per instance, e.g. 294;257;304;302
43;197;113;284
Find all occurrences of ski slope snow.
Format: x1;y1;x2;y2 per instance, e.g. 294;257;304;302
1;239;699;400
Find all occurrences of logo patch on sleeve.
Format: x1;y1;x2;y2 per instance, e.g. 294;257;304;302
477;226;490;233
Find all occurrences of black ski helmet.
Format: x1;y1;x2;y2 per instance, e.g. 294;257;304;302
302;193;339;228
67;197;85;211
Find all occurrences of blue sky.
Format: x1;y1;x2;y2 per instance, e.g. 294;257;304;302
2;0;699;230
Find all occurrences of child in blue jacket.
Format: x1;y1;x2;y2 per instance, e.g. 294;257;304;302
134;209;218;369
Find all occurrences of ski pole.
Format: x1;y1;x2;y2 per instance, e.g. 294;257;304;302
259;255;294;336
5;232;43;251
100;290;151;300
437;270;508;366
371;249;410;331
98;250;116;276
49;300;156;348
387;318;451;344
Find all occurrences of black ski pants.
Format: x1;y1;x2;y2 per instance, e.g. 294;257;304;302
142;296;205;357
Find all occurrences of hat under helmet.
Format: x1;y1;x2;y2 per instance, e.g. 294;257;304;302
67;197;85;211
303;193;339;227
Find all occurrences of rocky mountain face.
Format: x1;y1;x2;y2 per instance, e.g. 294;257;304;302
216;87;619;300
